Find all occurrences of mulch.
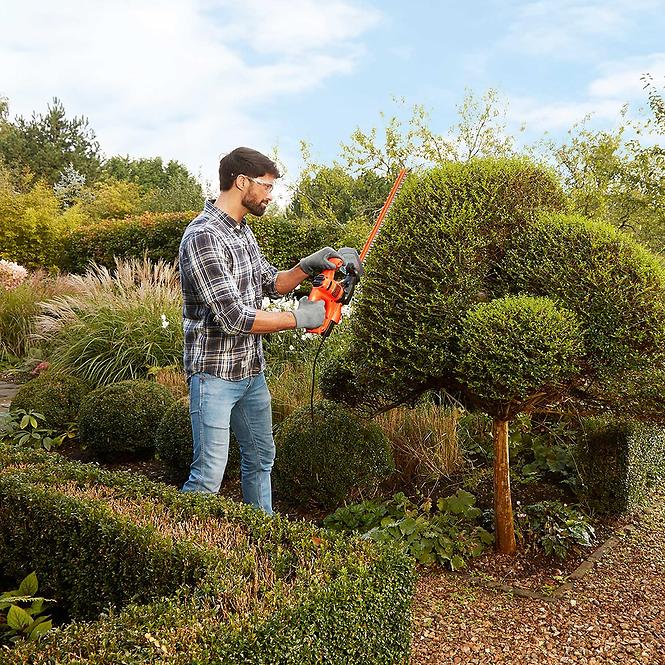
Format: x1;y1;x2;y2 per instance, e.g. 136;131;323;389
409;492;665;665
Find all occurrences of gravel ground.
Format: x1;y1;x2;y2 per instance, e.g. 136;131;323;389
410;491;665;665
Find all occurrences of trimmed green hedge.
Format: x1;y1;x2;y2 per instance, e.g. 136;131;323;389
59;210;342;273
274;400;395;508
79;380;175;456
575;419;665;514
0;446;415;664
59;212;193;273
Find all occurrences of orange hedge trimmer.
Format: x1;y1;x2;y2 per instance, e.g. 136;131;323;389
305;168;408;420
306;168;408;338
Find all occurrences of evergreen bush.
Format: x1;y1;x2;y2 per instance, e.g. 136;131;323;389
575;419;665;513
155;397;240;482
0;446;415;664
341;157;665;553
10;372;91;431
79;380;174;456
59;210;342;273
274;400;395;508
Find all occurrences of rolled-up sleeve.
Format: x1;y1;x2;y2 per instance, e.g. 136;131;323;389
182;230;256;335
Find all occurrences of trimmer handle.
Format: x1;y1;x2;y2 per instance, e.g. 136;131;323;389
306;257;344;336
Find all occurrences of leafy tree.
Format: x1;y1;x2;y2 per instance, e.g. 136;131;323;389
101;156;203;212
80;178;146;220
547;76;665;253
335;159;665;554
339;89;516;176
0;97;101;185
288;143;391;226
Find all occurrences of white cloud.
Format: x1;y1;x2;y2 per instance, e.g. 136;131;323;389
588;53;665;98
500;0;662;59
0;0;380;188
509;95;625;133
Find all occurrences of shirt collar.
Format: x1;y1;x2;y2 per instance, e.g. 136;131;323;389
204;200;247;234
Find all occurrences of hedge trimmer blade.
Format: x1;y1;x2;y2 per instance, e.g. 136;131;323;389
359;168;408;264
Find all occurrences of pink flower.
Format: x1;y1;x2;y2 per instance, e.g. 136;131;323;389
31;361;50;376
0;260;28;290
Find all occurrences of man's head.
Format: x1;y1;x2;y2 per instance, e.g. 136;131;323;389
218;147;280;217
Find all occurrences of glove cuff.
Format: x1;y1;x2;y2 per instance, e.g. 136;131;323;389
298;259;315;277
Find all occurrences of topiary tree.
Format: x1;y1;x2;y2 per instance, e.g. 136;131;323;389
78;380;174;457
274;400;395;509
341;157;665;553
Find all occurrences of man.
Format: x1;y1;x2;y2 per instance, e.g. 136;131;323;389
179;146;342;514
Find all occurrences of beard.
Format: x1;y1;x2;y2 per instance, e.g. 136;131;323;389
242;193;268;217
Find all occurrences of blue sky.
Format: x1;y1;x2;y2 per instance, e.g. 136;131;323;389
1;1;664;198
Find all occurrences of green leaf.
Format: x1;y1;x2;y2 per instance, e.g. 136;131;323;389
29;416;38;428
450;555;466;571
399;517;418;536
28;618;52;641
18;572;38;597
7;604;32;630
20;415;30;429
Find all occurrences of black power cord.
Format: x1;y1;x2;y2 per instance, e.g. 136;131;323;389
310;332;328;425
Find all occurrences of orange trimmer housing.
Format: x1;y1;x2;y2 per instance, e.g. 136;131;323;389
306;257;345;336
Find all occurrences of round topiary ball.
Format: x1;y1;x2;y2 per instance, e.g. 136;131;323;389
274;399;395;508
155;397;240;483
10;372;92;431
79;380;175;457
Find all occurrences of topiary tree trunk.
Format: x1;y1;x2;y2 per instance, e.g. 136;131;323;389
493;418;516;554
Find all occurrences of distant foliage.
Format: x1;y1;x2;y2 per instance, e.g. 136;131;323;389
0;97;101;185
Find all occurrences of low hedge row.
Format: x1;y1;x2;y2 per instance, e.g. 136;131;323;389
0;446;415;664
59;210;343;273
575;419;665;514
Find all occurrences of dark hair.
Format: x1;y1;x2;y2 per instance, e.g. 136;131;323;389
218;147;280;191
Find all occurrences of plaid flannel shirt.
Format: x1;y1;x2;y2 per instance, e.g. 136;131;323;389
179;201;280;380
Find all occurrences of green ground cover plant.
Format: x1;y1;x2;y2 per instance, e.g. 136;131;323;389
0;572;54;645
324;490;493;570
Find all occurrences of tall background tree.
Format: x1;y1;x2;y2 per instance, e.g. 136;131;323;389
0;97;101;186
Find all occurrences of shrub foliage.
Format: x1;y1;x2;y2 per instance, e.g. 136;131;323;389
274;400;395;508
0;446;415;664
79;380;175;456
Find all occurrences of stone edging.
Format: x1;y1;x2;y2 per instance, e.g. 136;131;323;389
468;523;636;603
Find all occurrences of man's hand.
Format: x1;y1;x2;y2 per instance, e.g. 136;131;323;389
293;297;325;329
299;247;345;277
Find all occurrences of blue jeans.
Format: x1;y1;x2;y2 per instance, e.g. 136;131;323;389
181;371;275;514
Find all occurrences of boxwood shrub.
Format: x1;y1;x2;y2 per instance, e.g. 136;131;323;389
575;419;665;514
274;400;395;508
79;379;175;457
10;372;92;431
0;445;415;664
155;397;240;482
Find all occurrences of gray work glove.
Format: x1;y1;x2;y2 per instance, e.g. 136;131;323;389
299;246;345;277
293;297;325;329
